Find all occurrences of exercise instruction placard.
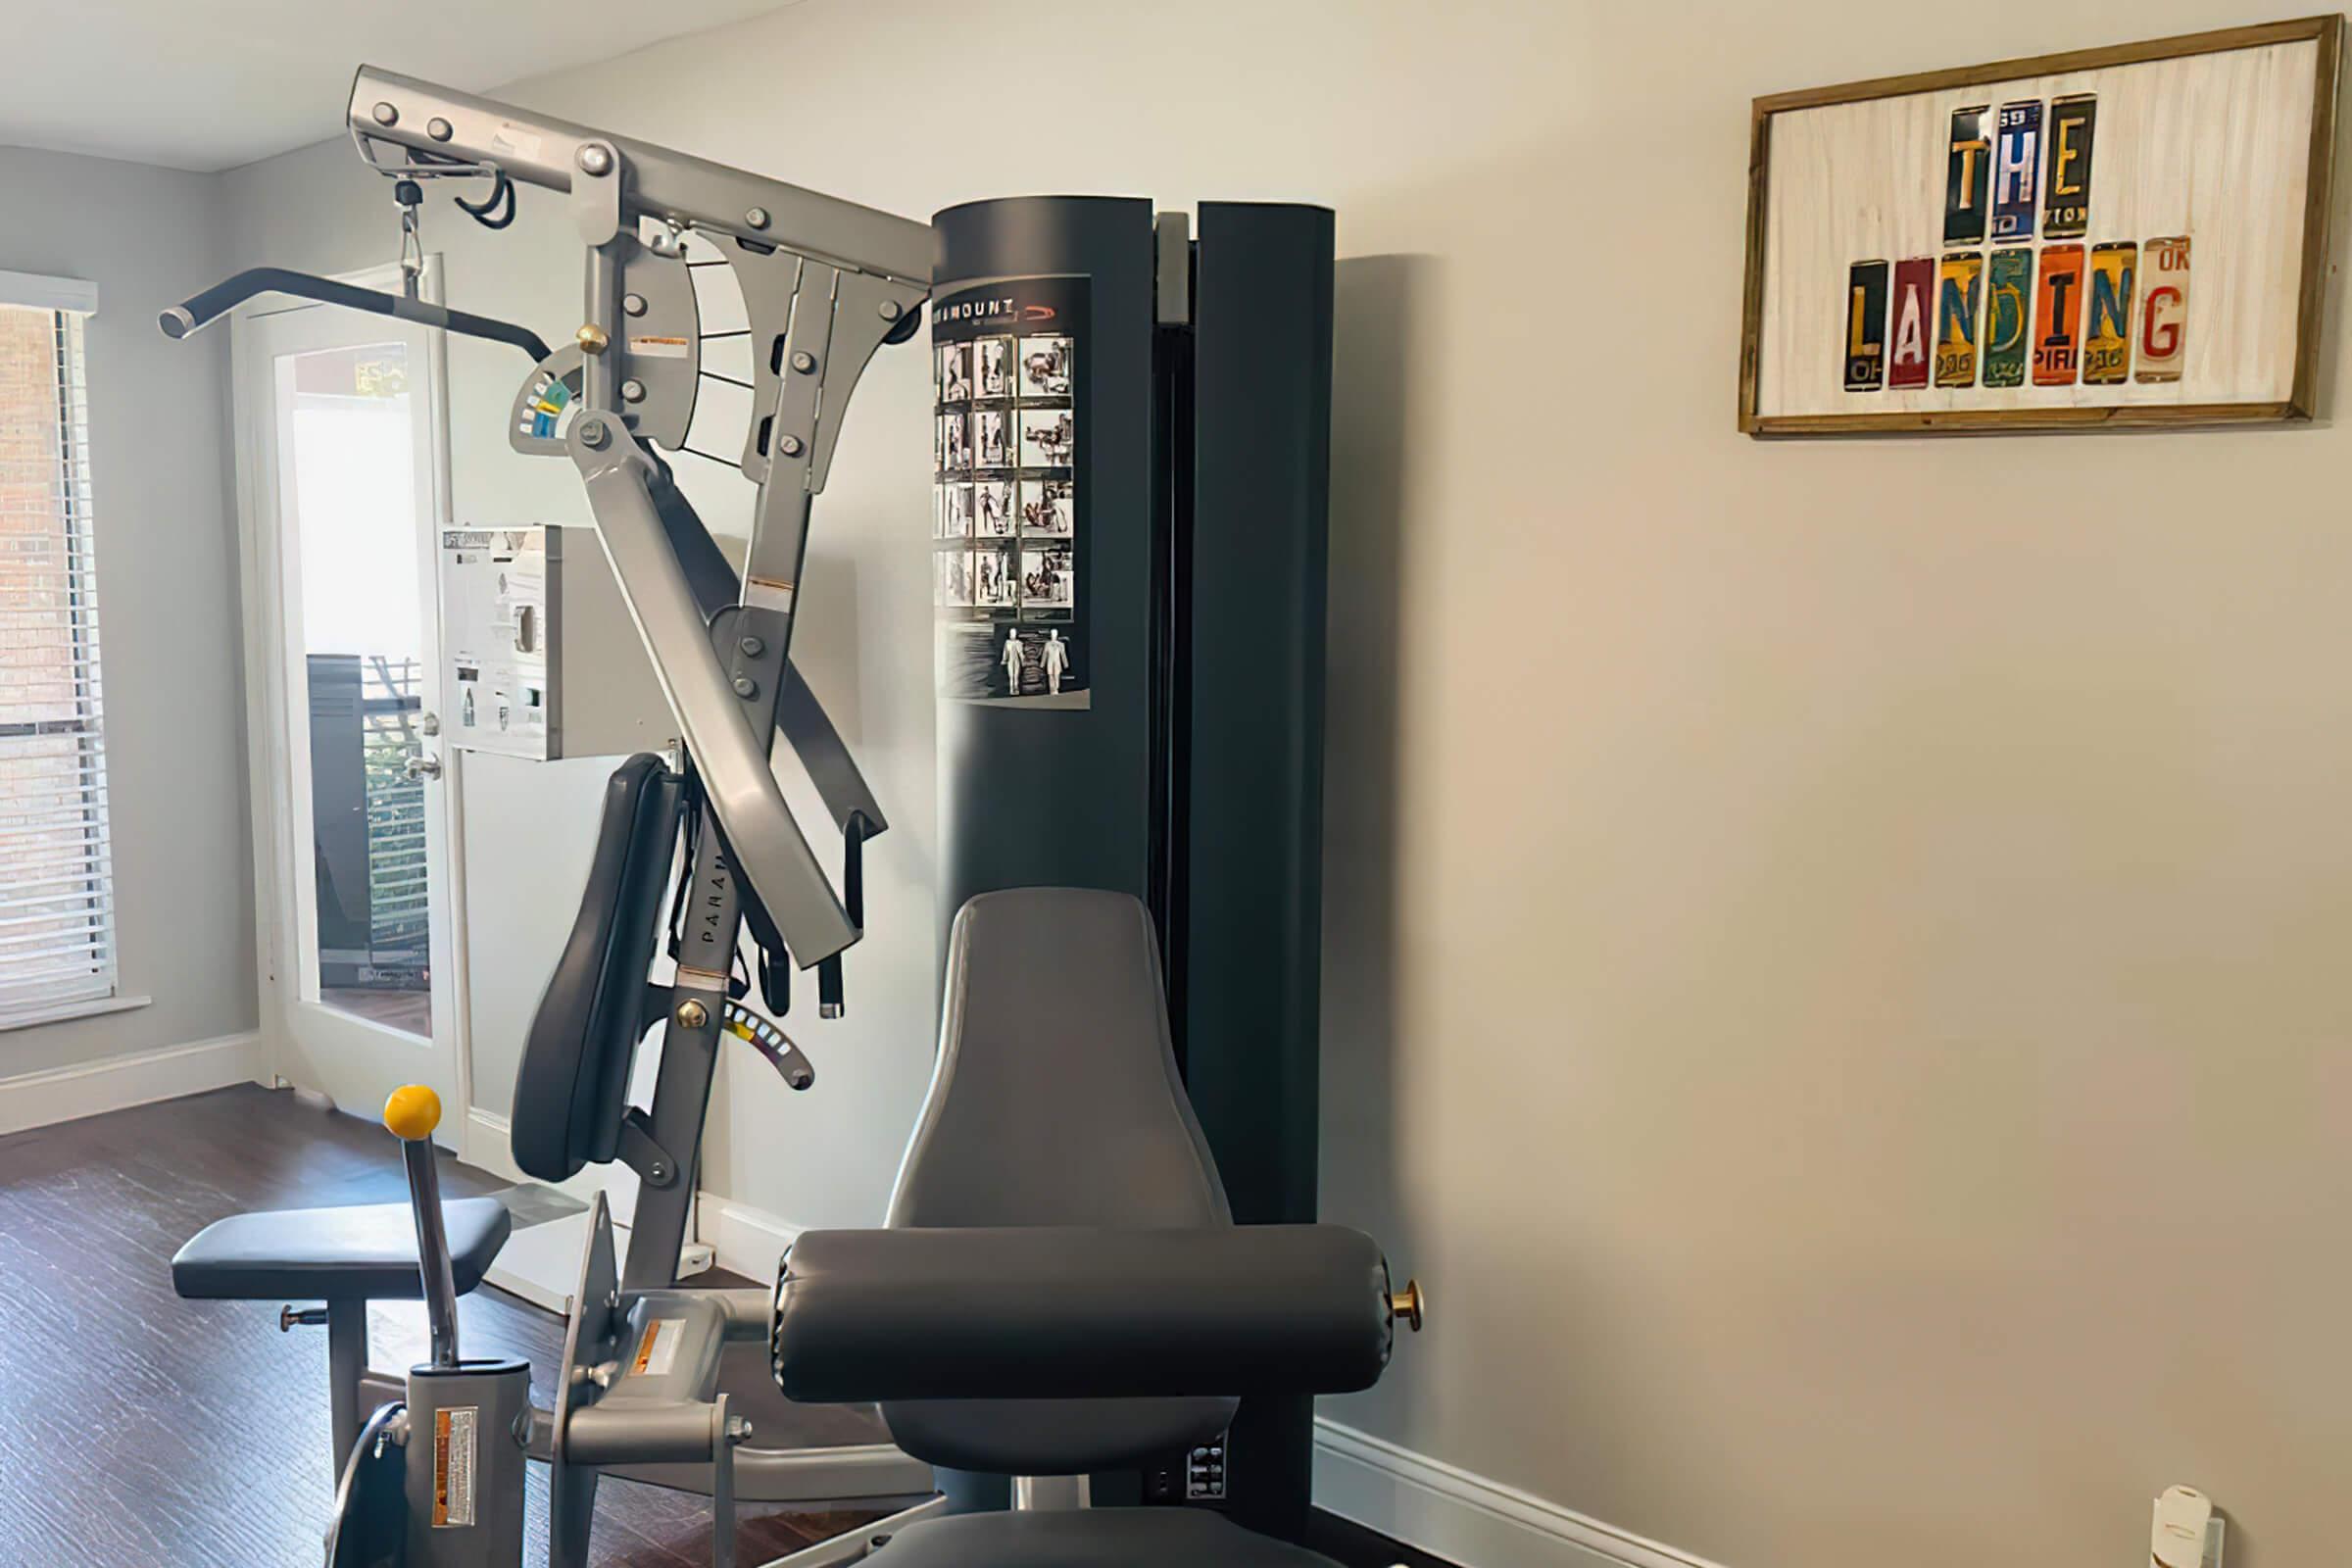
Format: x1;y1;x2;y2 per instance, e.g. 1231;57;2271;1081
931;275;1088;709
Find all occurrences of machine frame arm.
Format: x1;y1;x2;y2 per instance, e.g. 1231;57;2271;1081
345;65;927;969
346;68;931;286
568;419;859;962
646;455;888;836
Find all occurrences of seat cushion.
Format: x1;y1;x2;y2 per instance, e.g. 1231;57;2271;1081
885;891;1239;1474
872;1507;1341;1567
172;1198;512;1301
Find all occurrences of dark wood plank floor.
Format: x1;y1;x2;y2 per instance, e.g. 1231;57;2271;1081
0;1083;884;1567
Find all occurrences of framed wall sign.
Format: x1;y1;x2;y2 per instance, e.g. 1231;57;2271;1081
1739;17;2341;435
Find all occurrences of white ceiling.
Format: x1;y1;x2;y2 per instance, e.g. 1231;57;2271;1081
0;0;798;172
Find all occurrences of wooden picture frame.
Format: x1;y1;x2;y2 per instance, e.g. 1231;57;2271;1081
1739;16;2342;435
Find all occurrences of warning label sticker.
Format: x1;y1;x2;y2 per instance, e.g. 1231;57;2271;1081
433;1406;477;1528
631;1318;683;1379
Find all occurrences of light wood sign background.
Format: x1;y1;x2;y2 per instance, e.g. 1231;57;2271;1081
1740;17;2341;434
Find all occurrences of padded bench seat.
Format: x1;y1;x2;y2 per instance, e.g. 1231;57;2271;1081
172;1198;512;1301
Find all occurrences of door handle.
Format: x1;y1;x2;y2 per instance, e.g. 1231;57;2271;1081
404;754;444;782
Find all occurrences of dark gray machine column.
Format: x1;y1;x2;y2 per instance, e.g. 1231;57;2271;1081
932;197;1160;918
1178;200;1337;1538
929;195;1336;1537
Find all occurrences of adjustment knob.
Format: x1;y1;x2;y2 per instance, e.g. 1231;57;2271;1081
383;1084;442;1143
1388;1279;1425;1334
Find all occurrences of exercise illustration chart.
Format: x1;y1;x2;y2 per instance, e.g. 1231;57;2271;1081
931;275;1089;707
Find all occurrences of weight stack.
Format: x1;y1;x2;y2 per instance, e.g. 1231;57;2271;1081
927;195;1335;1536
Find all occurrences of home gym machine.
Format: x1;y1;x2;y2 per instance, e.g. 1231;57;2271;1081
317;875;1416;1568
169;63;943;1565
925;199;1338;1537
166;62;1413;1568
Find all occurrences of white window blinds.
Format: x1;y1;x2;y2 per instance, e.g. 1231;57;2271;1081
0;297;116;1018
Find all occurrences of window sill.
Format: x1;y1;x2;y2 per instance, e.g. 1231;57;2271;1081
0;994;153;1035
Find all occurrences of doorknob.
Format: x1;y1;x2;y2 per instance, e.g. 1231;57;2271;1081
405;754;444;781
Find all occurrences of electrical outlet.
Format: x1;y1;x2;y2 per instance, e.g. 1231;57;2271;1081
2151;1488;2224;1568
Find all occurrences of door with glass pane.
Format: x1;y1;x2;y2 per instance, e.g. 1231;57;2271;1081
233;267;464;1137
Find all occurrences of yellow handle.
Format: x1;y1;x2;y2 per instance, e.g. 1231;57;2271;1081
383;1084;443;1143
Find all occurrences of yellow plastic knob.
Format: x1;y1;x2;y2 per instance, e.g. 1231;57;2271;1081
383;1084;442;1143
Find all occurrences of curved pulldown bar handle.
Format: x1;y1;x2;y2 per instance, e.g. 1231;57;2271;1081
159;267;553;364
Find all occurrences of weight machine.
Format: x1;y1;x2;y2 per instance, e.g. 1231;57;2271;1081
168;64;1417;1568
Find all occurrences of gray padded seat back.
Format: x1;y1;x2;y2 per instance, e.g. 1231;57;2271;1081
880;888;1239;1473
512;754;682;1182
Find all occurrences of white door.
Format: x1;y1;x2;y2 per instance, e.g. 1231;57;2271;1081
232;261;467;1144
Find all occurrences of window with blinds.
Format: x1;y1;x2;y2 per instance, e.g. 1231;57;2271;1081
0;300;115;1020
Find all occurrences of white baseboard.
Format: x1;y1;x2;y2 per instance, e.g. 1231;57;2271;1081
696;1189;802;1281
0;1030;266;1138
463;1105;529;1185
1314;1418;1726;1568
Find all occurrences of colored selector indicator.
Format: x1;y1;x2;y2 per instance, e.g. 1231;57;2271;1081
722;1000;814;1091
522;370;574;439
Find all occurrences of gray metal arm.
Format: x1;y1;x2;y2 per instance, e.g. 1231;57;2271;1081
568;416;858;963
392;1122;461;1369
643;453;890;838
345;65;928;968
345;68;931;285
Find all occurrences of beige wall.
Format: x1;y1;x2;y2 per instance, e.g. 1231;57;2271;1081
227;1;2349;1563
0;147;255;1076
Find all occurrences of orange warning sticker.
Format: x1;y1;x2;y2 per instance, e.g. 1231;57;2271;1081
432;1406;477;1528
630;1318;683;1379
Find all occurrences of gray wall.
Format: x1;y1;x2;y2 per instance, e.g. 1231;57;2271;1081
0;147;254;1075
214;1;2352;1563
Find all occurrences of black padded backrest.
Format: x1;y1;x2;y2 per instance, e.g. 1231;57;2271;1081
880;888;1238;1473
511;755;683;1182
